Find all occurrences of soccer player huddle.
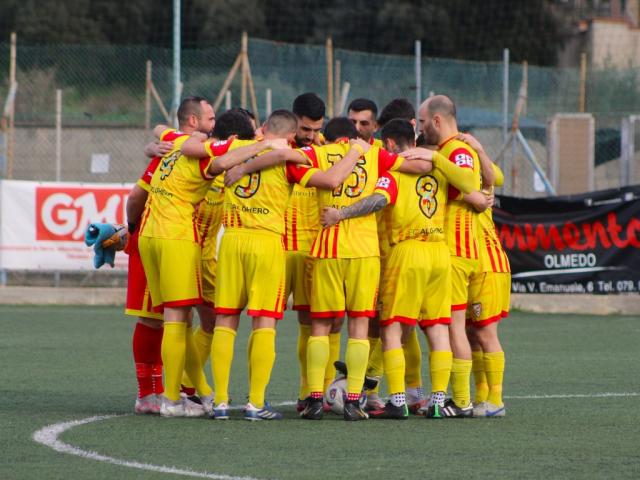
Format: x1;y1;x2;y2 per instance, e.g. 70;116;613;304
125;91;510;422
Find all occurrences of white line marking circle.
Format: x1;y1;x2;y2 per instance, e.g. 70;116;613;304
33;393;640;479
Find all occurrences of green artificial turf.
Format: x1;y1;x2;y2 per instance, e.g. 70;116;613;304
0;306;639;479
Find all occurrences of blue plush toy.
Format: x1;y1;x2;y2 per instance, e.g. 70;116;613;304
84;223;129;269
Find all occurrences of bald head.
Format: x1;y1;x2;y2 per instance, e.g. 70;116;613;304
419;95;458;145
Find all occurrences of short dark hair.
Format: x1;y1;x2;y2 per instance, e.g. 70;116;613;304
416;133;428;147
323;117;358;142
378;98;415;127
233;107;256;121
292;93;325;121
348;98;378;117
381;119;415;150
266;109;298;134
177;96;209;126
211;110;255;140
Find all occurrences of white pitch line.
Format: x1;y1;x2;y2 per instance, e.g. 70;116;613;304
32;415;263;480
32;392;640;479
505;392;640;400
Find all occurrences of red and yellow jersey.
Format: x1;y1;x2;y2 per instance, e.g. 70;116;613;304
439;135;482;259
136;128;181;193
376;209;392;262
223;154;299;236
374;169;448;246
370;137;384;148
284;184;320;252
293;141;403;259
477;207;510;273
196;174;225;259
284;139;320;252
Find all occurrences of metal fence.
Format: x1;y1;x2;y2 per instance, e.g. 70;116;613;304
1;36;639;196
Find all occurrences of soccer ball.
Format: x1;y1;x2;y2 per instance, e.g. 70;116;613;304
324;377;367;415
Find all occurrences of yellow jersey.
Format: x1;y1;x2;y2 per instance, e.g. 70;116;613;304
196;174;225;259
439;135;482;259
140;133;214;242
294;140;403;259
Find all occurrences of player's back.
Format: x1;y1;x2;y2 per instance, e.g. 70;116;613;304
439;137;482;259
284;183;319;252
477;206;510;273
140;134;213;241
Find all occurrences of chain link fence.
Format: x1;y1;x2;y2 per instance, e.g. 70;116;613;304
1;37;639;195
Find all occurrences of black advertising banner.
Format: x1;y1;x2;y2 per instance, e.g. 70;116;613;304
493;186;640;294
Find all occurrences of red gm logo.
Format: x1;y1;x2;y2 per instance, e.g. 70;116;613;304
36;187;131;241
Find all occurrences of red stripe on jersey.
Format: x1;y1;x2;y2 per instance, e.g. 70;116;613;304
200;212;212;248
485;233;498;272
283;211;289;250
199;158;211;179
452;303;467;311
492;236;505;272
236;210;242;227
455;211;462;257
292;207;298;251
323;228;330;258
331;224;339;258
310;233;319;257
464;212;471;258
192;216;199;243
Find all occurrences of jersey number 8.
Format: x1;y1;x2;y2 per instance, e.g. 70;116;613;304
416;175;438;218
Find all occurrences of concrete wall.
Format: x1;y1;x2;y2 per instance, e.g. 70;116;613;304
9;126;154;183
590;19;640;68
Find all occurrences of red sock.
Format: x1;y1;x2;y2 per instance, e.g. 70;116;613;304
132;322;163;398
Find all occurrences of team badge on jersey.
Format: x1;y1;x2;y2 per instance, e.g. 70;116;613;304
472;303;482;318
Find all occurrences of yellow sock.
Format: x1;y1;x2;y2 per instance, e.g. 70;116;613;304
161;322;186;401
307;336;330;394
429;350;453;393
383;348;405;394
345;338;370;395
366;336;383;394
180;326;213;389
451;358;472;408
211;326;236;405
248;328;276;408
184;326;213;397
472;350;489;403
403;328;423;389
297;325;311;399
484;351;505;407
246;330;254;380
323;332;341;392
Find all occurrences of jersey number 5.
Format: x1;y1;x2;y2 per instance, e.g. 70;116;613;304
328;154;368;198
234;172;261;198
416;175;438;218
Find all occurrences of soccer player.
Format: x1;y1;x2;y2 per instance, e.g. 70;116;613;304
139;97;285;417
406;95;485;417
457;133;510;418
285;93;329;411
320;118;476;419
125;130;177;414
366;97;424;412
348;98;382;147
179;109;257;398
195;110;367;421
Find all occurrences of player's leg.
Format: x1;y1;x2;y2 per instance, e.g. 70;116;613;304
468;272;510;417
448;256;476;416
243;232;286;420
343;257;379;421
364;317;385;411
324;316;344;394
302;258;346;420
403;327;426;413
211;232;247;418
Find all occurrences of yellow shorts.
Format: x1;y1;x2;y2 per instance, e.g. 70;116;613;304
450;255;480;312
310;257;380;319
215;230;286;319
201;256;217;307
466;271;511;327
138;236;203;308
380;240;452;328
285;251;313;311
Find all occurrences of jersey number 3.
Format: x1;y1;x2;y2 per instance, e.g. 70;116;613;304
416;175;438;218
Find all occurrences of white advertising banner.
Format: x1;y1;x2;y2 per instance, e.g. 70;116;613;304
0;180;133;271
